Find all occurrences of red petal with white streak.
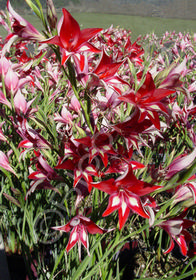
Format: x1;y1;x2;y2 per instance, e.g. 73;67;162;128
118;197;130;229
174;235;187;256
66;227;79;252
164;237;175;254
102;193;121;216
125;192;149;219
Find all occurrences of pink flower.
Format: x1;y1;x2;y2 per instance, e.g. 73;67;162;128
4;67;32;94
0;56;10;76
7;0;44;41
14;90;37;117
0;151;16;175
159;58;187;89
158;217;195;256
0;122;7;142
17;119;51;153
4;68;19;92
52;214;108;260
27;150;62;197
0;90;11;108
54;105;73;126
166;147;196;179
172;176;196;207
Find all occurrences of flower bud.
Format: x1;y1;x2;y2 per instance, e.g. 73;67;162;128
47;0;57;30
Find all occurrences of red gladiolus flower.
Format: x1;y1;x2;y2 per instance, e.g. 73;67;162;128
90;166;161;229
113;110;153;148
55;139;98;188
105;144;145;175
91;49;129;93
122;38;144;65
52;215;108;260
166;147;196;179
42;8;102;67
158;217;195;256
27;150;62;198
75;131;116;168
119;72;175;129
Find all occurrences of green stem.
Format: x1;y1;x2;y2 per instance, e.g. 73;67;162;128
65;59;94;134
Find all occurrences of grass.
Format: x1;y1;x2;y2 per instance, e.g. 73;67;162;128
72;13;196;40
0;12;196;41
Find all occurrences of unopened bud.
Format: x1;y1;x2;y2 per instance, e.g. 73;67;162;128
47;0;57;30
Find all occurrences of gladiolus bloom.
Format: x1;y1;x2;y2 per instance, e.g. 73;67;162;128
158;217;195;256
52;215;108;260
42;8;102;66
7;0;44;41
119;72;175;129
0;151;16;175
90;166;161;229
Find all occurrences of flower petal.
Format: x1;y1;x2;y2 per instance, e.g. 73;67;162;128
66;227;79;252
118;197;130;229
174;235;187;256
125;193;149;219
59;8;80;51
164;237;175;254
102;193;121;216
90;178;117;194
79;28;103;44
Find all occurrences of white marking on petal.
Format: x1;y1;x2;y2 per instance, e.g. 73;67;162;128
35;173;46;179
83;172;88;179
147;110;154;118
79;45;90;51
149;104;161;110
111;196;120;207
70;232;77;243
82;230;87;242
70;218;80;227
176;237;181;244
86;166;95;172
103;145;110;151
121;198;127;216
128;197;139;207
91;148;97;156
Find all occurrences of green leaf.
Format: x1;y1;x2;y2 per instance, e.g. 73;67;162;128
72;234;111;280
154;57;180;87
32;51;47;68
155;197;174;219
24;0;41;19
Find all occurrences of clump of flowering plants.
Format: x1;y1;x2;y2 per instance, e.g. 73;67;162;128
0;0;195;279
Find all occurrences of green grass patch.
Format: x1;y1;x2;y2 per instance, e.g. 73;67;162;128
1;12;196;41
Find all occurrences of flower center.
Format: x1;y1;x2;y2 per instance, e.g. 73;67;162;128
70;217;80;227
